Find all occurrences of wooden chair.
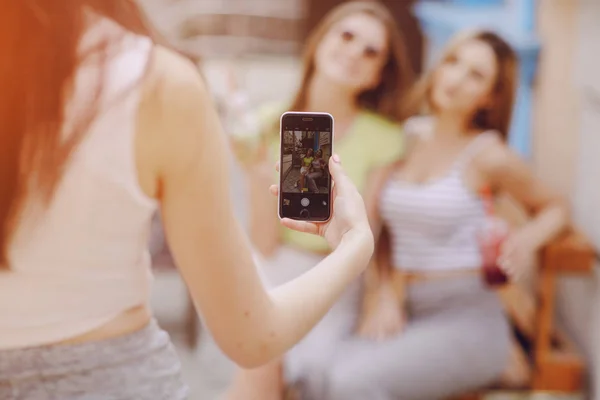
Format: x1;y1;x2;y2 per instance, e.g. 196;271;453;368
455;230;595;400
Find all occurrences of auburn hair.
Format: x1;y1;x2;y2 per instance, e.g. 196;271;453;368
0;1;182;268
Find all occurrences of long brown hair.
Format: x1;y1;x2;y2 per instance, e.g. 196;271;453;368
374;30;518;275
403;30;518;139
0;1;167;267
290;1;413;122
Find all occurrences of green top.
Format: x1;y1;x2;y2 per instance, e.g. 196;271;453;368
257;103;405;254
302;156;314;168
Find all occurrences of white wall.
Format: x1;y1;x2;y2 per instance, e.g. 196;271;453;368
571;1;600;397
550;0;600;397
138;0;305;56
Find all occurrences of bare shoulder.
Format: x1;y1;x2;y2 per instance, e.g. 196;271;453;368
144;46;210;114
139;46;218;175
474;133;524;180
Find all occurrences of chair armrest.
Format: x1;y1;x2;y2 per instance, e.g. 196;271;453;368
541;230;595;273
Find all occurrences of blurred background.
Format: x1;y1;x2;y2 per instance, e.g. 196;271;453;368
138;0;600;399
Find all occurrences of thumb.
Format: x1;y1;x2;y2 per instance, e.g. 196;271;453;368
328;154;351;196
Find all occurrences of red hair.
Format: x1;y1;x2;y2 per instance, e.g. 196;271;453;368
0;1;169;267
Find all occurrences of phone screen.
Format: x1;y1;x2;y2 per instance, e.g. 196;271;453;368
279;112;333;222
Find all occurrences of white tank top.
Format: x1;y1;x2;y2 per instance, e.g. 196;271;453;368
379;119;498;272
0;17;157;349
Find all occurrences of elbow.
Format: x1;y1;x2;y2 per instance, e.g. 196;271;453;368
532;195;571;225
233;353;273;369
528;195;571;246
208;310;281;369
217;334;277;369
224;348;263;369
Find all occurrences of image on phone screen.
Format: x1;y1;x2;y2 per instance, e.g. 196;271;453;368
279;112;333;222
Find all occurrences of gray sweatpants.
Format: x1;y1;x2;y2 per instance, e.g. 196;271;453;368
0;320;188;400
297;276;511;400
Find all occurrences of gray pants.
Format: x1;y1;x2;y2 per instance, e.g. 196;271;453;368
297;276;511;400
306;171;323;193
0;320;188;400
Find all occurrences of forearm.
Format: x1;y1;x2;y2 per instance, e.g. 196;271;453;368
523;200;570;250
250;229;374;365
247;167;280;256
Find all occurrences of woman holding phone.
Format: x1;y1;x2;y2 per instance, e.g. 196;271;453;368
0;1;374;399
226;1;413;399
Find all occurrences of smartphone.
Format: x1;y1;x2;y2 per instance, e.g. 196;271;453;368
278;112;334;222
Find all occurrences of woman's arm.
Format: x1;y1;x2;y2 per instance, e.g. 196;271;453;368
246;154;281;257
141;47;374;368
478;139;569;265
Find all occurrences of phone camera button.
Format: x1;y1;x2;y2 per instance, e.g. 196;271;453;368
301;198;310;207
299;209;310;219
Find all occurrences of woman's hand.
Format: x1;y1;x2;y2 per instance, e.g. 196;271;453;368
498;228;537;282
477;140;570;281
270;154;372;249
357;283;404;341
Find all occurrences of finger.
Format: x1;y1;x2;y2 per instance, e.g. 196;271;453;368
328;183;339;206
499;237;515;256
497;256;510;271
328;155;353;197
274;160;280;172
280;218;320;235
498;257;518;278
269;185;279;196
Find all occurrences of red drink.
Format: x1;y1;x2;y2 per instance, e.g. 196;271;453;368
482;241;509;286
478;187;510;287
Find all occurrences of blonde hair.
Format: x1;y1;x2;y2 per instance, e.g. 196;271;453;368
290;1;413;122
403;30;518;139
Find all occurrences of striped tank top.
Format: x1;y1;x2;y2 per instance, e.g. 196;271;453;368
379;128;498;272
